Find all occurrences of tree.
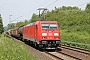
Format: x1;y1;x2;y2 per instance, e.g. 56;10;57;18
0;14;4;34
85;3;90;13
86;3;90;10
8;23;16;30
24;20;29;25
30;13;39;23
16;21;24;27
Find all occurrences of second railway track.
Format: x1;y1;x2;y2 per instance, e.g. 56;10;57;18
61;45;90;55
57;45;90;60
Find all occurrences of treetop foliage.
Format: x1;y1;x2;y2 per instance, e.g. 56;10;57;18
30;4;90;34
0;14;4;34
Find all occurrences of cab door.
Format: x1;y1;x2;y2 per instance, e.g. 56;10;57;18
35;25;38;40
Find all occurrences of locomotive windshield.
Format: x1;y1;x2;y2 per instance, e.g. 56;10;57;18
42;24;58;29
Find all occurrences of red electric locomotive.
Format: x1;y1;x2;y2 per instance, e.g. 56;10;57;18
23;20;60;49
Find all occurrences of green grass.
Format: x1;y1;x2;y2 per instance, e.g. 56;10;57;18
61;30;90;50
0;34;37;60
61;30;90;44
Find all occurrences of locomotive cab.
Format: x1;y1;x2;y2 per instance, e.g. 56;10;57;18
38;21;60;49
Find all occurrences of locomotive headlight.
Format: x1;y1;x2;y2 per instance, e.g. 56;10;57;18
54;33;59;36
42;33;47;36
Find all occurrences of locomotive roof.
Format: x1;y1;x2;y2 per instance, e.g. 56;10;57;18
24;20;57;27
25;22;36;27
39;20;57;23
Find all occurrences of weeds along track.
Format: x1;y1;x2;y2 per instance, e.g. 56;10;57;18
58;45;90;60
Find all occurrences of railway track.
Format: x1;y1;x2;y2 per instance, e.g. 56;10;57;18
44;50;82;60
44;45;90;60
56;51;82;60
45;51;64;60
60;45;90;55
57;45;90;60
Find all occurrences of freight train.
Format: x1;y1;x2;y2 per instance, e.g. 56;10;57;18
8;20;61;49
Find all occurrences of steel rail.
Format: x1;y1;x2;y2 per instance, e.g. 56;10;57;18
61;45;90;52
45;51;64;60
56;51;82;60
60;45;90;55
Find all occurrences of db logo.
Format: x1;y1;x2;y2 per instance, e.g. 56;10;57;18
49;33;52;36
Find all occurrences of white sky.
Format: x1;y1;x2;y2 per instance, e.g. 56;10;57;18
0;0;90;26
